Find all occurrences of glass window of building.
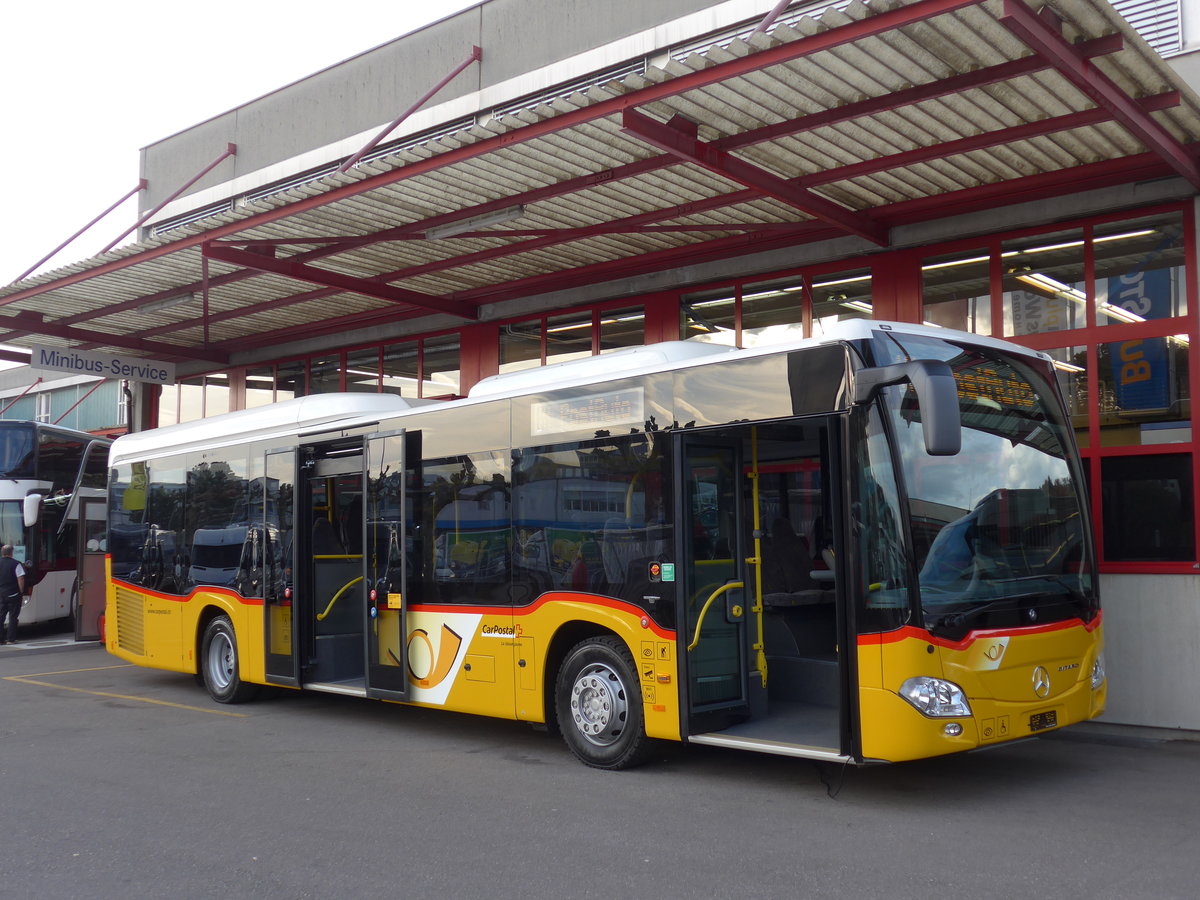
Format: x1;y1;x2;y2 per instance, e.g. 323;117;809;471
245;367;275;408
742;277;805;346
599;306;644;353
204;374;230;417
179;377;204;424
276;359;307;402
1101;454;1194;561
811;270;872;337
382;341;420;398
1002;228;1085;337
922;249;991;333
158;384;179;427
1043;346;1090;449
545;312;593;366
1096;337;1190;446
346;348;381;393
422;335;461;398
681;286;737;345
1094;212;1187;326
500;319;543;374
310;354;342;393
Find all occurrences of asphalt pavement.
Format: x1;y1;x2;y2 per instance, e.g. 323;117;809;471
1;632;1197;899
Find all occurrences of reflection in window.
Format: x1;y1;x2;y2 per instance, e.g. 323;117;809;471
346;348;381;393
812;270;871;337
415;452;511;605
1043;347;1089;449
310;355;342;394
546;312;593;367
1101;454;1194;561
1096;337;1190;445
922;250;991;333
742;277;804;347
1095;212;1186;326
382;342;420;398
158;384;180;427
681;287;737;345
246;367;274;409
204;375;230;417
179;378;204;425
1002;229;1085;337
277;360;306;402
599;307;644;354
423;335;460;398
500;319;543;374
513;434;672;623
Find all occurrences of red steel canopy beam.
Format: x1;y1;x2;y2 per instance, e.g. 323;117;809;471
100;144;238;254
621;108;889;245
23;34;1137;346
0;377;42;415
0;312;226;363
339;46;482;173
13;180;147;283
999;0;1200;188
202;242;479;319
0;0;978;308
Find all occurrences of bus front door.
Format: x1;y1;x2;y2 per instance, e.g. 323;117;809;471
363;431;408;699
264;448;299;685
681;439;750;730
75;496;107;641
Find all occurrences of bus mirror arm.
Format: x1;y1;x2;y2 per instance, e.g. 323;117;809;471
853;359;961;456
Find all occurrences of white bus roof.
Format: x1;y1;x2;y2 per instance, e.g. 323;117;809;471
110;322;1049;467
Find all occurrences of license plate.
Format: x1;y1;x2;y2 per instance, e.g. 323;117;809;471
1029;710;1058;732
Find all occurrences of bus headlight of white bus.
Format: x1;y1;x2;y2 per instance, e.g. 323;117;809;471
1091;652;1106;689
899;676;972;718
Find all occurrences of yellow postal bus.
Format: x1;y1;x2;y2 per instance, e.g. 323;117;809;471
106;321;1105;768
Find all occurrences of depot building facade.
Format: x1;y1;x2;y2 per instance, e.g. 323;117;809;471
4;0;1200;733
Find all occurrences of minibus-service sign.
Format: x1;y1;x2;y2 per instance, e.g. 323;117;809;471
30;344;176;385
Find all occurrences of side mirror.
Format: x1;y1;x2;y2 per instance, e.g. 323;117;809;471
853;359;962;456
23;494;43;528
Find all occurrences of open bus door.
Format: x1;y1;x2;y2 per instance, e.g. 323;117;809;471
679;437;751;733
74;496;107;641
264;448;300;685
263;433;410;698
362;430;408;699
680;422;852;762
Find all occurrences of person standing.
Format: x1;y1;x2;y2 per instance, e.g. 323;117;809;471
0;545;26;645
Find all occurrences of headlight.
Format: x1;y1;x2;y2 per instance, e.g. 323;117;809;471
900;676;972;718
1091;652;1106;689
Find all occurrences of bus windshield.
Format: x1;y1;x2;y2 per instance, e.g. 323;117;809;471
0;424;35;479
878;335;1095;639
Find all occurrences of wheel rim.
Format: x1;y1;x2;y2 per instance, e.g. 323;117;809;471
568;661;628;747
207;630;235;691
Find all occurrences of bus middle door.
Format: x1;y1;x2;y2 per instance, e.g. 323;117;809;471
680;437;750;731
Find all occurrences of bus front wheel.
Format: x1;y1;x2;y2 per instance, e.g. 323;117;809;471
555;636;651;770
200;616;258;704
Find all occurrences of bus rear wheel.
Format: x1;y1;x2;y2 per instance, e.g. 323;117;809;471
200;615;258;704
555;636;651;769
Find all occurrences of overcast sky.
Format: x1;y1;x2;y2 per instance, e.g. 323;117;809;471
0;0;479;286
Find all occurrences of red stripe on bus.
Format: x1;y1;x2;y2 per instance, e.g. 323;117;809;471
861;611;1101;652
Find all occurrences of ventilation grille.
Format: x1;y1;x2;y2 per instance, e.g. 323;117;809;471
114;585;146;656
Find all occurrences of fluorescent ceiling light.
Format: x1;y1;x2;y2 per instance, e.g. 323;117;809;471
813;274;871;289
139;292;195;313
840;300;873;313
424;205;525;239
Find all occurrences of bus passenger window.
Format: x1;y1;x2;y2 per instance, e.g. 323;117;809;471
416;452;511;605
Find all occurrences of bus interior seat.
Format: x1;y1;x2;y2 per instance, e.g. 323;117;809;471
761;518;825;608
312;517;343;556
